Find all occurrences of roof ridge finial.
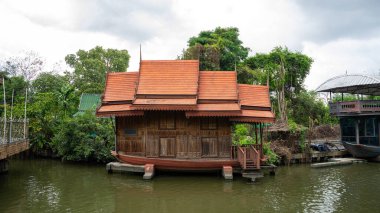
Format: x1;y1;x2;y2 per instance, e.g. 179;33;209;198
139;44;142;62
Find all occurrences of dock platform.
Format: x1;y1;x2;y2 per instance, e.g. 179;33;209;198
311;158;366;168
0;140;29;173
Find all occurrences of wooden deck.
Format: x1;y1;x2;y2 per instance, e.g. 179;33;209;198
291;150;348;163
0;140;29;160
330;100;380;116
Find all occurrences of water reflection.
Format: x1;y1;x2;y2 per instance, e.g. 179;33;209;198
303;169;345;213
1;160;380;212
26;176;61;211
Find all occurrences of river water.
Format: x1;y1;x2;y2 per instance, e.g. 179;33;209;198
0;159;379;213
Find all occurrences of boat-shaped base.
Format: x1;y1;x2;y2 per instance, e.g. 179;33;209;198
342;141;380;158
112;151;240;171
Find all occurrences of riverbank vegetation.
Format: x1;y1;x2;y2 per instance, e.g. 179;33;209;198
0;27;337;164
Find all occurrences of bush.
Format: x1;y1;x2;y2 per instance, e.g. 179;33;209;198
233;124;255;145
263;142;279;164
52;111;115;163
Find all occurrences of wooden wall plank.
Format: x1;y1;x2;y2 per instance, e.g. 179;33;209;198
116;112;232;159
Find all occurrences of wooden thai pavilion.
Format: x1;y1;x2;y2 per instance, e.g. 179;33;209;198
97;60;274;172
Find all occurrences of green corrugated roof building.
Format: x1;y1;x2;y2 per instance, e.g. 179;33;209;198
74;93;101;117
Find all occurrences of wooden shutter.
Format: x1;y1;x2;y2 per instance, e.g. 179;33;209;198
159;113;176;130
201;117;217;130
201;137;218;157
160;138;176;157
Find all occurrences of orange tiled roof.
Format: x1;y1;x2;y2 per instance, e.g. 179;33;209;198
136;60;199;95
96;60;274;123
196;103;240;111
103;72;138;102
133;98;196;105
198;71;238;101
97;104;144;117
131;105;196;111
230;110;275;123
238;84;271;108
185;103;241;117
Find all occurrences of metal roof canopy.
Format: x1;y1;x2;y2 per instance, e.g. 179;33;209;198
316;74;380;96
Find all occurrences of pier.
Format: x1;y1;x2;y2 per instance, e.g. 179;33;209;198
0;140;29;172
0;118;30;173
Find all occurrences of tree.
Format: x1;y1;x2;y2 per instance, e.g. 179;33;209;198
244;47;313;123
27;92;60;150
32;72;68;94
56;84;76;117
245;47;313;96
1;51;44;82
290;91;337;126
65;46;130;93
0;76;28;117
180;27;250;71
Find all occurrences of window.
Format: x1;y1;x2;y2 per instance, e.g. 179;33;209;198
201;117;217;130
365;118;375;136
125;129;137;136
359;118;376;137
159;113;176;129
341;118;356;137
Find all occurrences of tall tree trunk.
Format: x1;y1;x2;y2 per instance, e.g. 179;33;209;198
276;57;288;123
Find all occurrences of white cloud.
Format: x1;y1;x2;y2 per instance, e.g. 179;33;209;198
0;0;379;91
304;38;380;90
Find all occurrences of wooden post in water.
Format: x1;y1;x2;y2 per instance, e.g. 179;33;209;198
23;87;27;139
2;77;6;144
9;89;14;143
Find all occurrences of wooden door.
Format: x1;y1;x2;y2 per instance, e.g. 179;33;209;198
146;133;159;157
218;136;231;157
201;137;218;157
176;135;188;158
188;135;201;158
160;137;176;157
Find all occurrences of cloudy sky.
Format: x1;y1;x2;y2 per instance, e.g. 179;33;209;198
0;0;380;89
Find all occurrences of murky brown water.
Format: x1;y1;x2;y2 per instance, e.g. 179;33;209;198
1;159;379;212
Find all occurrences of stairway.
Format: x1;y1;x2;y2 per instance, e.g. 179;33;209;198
245;160;258;170
242;159;263;182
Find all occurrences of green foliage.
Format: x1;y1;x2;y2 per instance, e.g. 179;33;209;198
65;46;130;94
32;72;68;94
242;47;313;122
52;111;114;163
287;118;308;152
288;119;299;134
236;64;266;84
289;91;338;126
263;142;279;164
27;92;60;150
244;46;313;95
181;27;250;71
232;124;255;145
56;84;77;117
233;124;279;164
0;76;27;108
